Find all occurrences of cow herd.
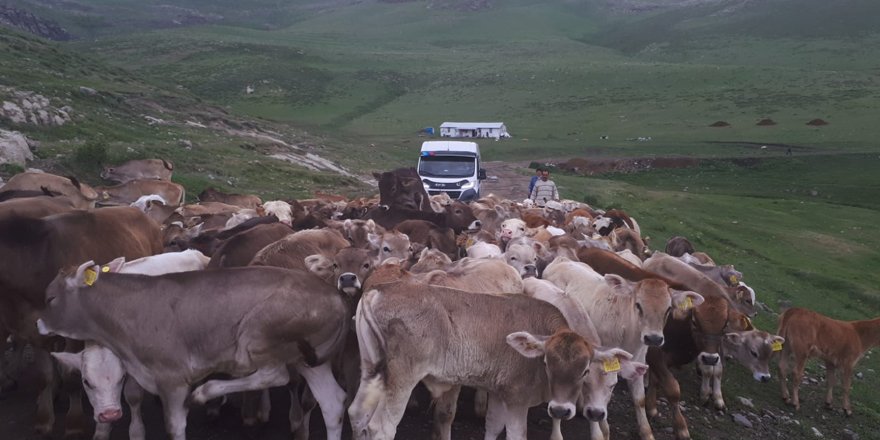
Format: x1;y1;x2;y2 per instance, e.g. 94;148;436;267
0;162;877;440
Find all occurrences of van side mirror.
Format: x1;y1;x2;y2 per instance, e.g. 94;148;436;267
478;168;487;180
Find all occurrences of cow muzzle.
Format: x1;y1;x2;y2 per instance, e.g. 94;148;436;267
522;264;538;279
643;334;664;347
337;273;361;296
700;353;720;366
468;220;482;230
97;408;123;423
753;372;771;383
547;401;575;420
584;407;607;422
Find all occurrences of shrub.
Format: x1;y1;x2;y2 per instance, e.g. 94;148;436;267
73;140;108;168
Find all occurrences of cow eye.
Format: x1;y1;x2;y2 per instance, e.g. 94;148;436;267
383;246;391;253
332;263;338;269
510;256;517;261
582;367;590;377
665;307;672;320
751;350;759;358
46;296;56;306
363;263;371;269
455;210;462;214
635;303;644;316
83;379;93;389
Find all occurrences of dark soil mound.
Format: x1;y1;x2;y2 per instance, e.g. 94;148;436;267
806;118;828;126
756;118;777;126
709;120;730;127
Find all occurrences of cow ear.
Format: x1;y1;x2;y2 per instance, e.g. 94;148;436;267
603;274;632;293
104;257;126;273
424;270;447;285
506;332;549;358
365;219;377;233
769;335;785;346
343;219;353;232
371;172;382;179
620;360;649;381
304;254;332;275
419;247;431;259
67;260;98;289
367;233;382;249
51;352;83;374
671;290;704;310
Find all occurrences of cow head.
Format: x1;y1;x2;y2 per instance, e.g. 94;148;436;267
39;261;110;340
343;219;380;248
367;230;413;264
727;282;758;317
305;248;375;297
374;168;429;211
723;331;784;383
503;243;539;279
499;218;526;243
444;202;480;233
410;248;452;273
52;343;125;423
604;275;704;347
582;348;648;422
262;201;293;226
507;330;594;421
690;296;730;369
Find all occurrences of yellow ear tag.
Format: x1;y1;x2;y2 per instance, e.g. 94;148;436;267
602;358;621;373
466;238;474;247
678;296;694;310
729;275;739;285
771;340;783;352
83;268;98;287
101;266;111;273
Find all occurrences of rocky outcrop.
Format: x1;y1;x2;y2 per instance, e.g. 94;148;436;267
0;4;70;41
0;87;72;126
0;129;33;167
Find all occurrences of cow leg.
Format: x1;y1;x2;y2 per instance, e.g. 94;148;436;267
423;381;459;440
158;386;189;440
778;350;791;403
645;372;659;418
790;354;808;411
474;389;488;417
502;403;529;440
296;362;346;440
240;390;262;426
258;389;271;424
655;367;688;440
709;363;725;411
191;364;290;404
366;374;421;440
627;373;655;440
34;349;56;436
123;378;145;440
824;362;837;409
483;394;506;440
64;382;89;437
550;418;563;440
841;364;854;416
349;374;383;440
599;419;610;440
289;381;316;440
93;422;111;440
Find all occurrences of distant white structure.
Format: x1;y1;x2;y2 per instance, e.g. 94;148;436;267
440;122;510;139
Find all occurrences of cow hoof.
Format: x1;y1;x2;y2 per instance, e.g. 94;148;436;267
647;408;659;418
714;401;726;412
63;426;87;439
824;402;833;410
191;385;210;405
242;417;257;427
845;409;853;417
34;423;53;437
675;428;691;440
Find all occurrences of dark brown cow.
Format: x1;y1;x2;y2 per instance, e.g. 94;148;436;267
208;223;294;269
394;219;458;260
95;179;186;206
101;159;173;183
364;201;479;234
665;236;695;257
0;207;161;435
592;208;637;236
777;308;880;416
198;187;262;209
577;247;688;291
372;167;431;212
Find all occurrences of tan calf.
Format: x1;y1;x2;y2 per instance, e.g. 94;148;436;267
777;307;880;415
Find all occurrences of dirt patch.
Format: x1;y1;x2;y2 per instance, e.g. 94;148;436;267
558;156;701;175
756;118;777;126
806;118;828;126
710;120;731;127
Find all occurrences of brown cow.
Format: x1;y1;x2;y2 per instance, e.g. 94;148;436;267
198;187;262;209
592;209;639;236
372;167;431;212
1;172;98;209
664;236;695;257
208;223;294;268
777;308;880;415
0;196;78;221
249;229;350;272
95;179;186;207
394;219;458;260
364;201;479;234
101;159;174;183
0;207;161;435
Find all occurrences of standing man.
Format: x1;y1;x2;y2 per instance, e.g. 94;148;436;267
528;167;542;198
530;169;559;207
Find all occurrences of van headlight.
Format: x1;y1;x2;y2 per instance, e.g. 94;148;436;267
423;183;431;191
460;181;475;189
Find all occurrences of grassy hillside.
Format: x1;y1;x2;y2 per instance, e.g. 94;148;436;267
0;27;366;199
35;0;873;166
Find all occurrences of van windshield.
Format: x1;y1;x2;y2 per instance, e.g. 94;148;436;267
418;155;476;178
